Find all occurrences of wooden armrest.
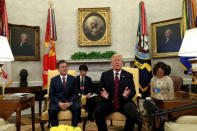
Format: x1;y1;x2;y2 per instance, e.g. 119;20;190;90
44;94;49;98
136;93;142;99
78;94;87;106
81;95;87;106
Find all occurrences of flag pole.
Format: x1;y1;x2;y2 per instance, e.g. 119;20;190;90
43;1;57;90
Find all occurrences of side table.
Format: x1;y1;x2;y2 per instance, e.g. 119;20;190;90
0;94;35;131
5;86;43;115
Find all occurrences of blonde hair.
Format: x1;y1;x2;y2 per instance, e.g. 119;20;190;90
111;54;123;61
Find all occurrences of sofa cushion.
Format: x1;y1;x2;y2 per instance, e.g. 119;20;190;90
105;112;126;120
164;122;197;131
41;108;86;121
0;124;16;131
175;115;197;124
0;118;5;126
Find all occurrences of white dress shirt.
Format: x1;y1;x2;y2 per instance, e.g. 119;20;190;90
60;74;67;84
80;75;85;85
113;70;121;80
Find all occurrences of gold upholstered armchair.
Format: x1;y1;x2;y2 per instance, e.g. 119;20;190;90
105;67;142;130
40;69;86;131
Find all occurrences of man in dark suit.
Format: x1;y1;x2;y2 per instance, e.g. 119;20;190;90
12;33;35;56
94;54;138;131
76;64;95;121
48;60;81;127
158;29;181;53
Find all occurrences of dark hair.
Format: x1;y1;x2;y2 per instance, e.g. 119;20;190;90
166;65;171;76
153;62;168;76
57;60;67;68
79;64;88;71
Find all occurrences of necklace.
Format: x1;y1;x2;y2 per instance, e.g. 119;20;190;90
156;78;164;88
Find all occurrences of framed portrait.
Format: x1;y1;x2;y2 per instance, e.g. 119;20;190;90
78;7;111;46
8;24;40;61
151;18;182;58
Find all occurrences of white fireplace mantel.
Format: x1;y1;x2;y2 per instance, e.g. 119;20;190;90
66;58;134;81
66;58;133;64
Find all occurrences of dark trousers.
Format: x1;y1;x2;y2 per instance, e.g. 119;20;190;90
48;102;81;127
86;97;96;118
94;102;137;131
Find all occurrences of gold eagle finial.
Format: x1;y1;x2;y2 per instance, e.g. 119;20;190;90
48;1;54;8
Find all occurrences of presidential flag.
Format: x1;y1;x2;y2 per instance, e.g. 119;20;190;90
180;0;197;75
134;1;152;98
43;7;57;90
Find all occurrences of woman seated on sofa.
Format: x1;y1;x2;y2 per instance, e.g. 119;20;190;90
150;62;174;100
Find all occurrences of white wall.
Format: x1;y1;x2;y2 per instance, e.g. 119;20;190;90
6;0;190;85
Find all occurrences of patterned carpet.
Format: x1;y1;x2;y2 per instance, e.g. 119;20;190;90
7;114;150;131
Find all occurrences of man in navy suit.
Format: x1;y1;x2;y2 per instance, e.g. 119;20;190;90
94;54;138;131
48;60;81;127
76;64;95;121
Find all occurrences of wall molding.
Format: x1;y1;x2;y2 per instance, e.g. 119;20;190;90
10;81;43;87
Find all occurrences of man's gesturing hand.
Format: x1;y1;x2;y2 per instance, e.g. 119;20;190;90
123;87;131;98
101;88;109;99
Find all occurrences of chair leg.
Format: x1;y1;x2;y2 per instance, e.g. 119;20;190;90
47;120;50;128
152;117;156;131
40;121;45;131
82;117;87;131
110;119;113;126
138;122;142;131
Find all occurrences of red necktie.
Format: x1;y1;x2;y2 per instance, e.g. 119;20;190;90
113;72;120;110
62;77;66;89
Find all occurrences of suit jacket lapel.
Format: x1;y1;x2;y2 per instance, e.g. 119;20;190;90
110;69;115;88
58;75;64;88
120;71;124;88
84;76;87;82
120;70;126;92
77;75;80;86
66;75;71;89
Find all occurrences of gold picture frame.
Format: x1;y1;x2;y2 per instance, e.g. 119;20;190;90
78;7;111;46
151;18;182;58
8;24;40;61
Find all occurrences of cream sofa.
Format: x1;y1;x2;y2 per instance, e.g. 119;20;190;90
164;116;197;131
0;118;16;131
